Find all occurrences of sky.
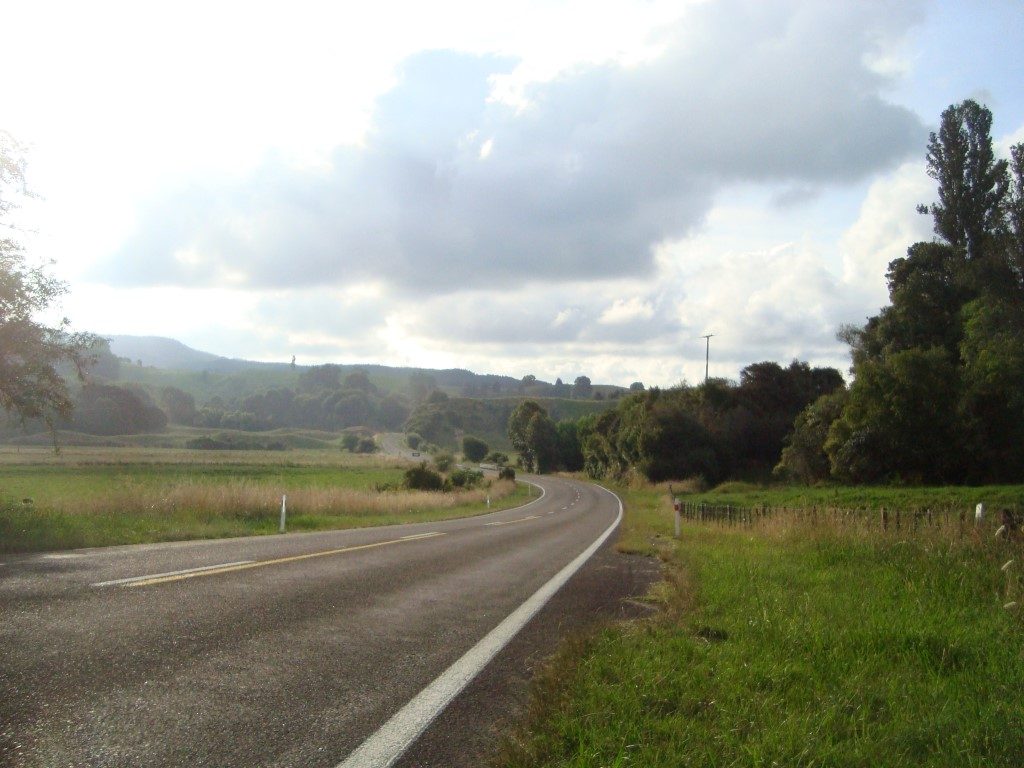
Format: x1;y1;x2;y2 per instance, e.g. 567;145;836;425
2;0;1023;387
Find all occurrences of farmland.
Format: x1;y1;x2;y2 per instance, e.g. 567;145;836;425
0;446;525;553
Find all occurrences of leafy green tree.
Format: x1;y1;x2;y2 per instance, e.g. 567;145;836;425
161;386;197;425
572;375;592;399
827;348;961;483
525;410;559;473
298;364;342;392
378;394;409;430
775;390;847;483
958;297;1024;481
343;369;376;393
462;435;488;462
433;452;454;472
555;420;584;472
1007;143;1024;283
0;135;95;434
508;400;545;470
920;99;1008;266
425;389;449;405
832;100;1024;483
73;384;168;435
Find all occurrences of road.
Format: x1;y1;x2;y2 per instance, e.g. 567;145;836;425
0;475;655;767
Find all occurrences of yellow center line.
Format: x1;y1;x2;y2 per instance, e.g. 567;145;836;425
125;532;446;588
484;515;540;527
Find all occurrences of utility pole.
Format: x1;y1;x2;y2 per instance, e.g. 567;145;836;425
701;334;714;382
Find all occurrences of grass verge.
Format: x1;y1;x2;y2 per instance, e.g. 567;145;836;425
498;484;1024;767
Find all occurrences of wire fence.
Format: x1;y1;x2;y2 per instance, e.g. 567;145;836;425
674;499;1022;542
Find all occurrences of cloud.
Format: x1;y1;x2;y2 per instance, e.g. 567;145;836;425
839;160;934;305
97;0;926;296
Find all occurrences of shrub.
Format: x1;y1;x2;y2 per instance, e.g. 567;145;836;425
485;451;510;466
340;432;360;451
498;466;516;481
355;437;377;453
403;463;444;491
449;468;485;489
434;452;455;472
406;433;422;449
462;435;489;462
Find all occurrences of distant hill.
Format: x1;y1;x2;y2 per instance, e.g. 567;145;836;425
108;336;290;373
105;335;628;407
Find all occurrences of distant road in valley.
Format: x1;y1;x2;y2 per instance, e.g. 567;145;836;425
0;476;657;767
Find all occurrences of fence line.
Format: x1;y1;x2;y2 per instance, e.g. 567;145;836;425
674;500;1020;541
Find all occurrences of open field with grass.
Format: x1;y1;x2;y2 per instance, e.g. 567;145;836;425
679;480;1024;513
499;483;1024;767
0;446;527;553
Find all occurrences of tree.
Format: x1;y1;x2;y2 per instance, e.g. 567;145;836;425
508;400;545;470
160;386;197;425
0;133;94;434
958;297;1024;481
462;435;488;462
832;101;1024;483
826;348;961;483
1007;143;1024;282
572;375;592;399
775;390;847;483
343;369;376;393
298;364;342;392
525;410;559;473
73;384;168;435
920;100;1008;265
629;381;645;391
555;420;584;472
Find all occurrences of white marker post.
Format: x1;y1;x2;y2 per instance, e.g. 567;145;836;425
279;495;288;533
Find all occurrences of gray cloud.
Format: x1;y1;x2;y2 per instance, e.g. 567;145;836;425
99;0;926;295
408;287;684;346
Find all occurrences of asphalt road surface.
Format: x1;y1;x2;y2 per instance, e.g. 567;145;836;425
0;476;658;767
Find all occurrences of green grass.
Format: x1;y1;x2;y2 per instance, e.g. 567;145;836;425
0;446;530;553
498;484;1024;767
688;481;1024;512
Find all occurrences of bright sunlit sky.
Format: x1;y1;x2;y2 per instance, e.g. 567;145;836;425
3;0;1023;386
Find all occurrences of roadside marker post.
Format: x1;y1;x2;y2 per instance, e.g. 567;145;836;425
669;484;681;538
280;495;287;533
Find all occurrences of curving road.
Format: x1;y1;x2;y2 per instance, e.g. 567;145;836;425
0;476;641;767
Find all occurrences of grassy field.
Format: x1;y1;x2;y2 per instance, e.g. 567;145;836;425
499;483;1024;767
677;480;1024;513
0;446;527;553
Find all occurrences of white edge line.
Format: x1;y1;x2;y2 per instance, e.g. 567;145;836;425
515;480;547;510
400;532;443;540
335;482;623;768
91;560;255;587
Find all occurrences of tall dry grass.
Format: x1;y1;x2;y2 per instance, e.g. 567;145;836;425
43;478;518;520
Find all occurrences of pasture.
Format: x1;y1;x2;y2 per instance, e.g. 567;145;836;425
0;446;524;553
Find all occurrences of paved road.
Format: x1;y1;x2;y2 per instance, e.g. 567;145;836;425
0;476;637;767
